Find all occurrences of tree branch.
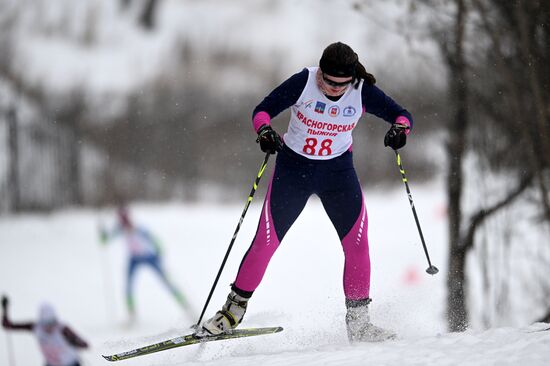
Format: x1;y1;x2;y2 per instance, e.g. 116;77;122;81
462;173;533;250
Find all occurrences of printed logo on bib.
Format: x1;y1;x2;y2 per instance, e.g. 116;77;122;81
343;106;356;117
315;101;326;114
328;105;340;117
284;67;363;160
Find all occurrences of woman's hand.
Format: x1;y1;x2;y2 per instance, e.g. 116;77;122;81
256;125;283;154
384;123;409;150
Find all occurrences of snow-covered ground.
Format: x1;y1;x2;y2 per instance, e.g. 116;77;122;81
1;179;549;365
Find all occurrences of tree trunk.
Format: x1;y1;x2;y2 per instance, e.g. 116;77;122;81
445;0;469;332
514;1;550;221
139;0;158;30
447;245;468;331
7;106;20;212
69;125;82;205
120;0;132;10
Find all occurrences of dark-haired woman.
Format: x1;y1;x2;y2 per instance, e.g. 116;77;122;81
201;42;412;342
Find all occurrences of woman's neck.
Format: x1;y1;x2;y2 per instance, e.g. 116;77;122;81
325;93;343;102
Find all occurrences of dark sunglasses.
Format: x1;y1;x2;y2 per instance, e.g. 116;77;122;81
322;73;352;88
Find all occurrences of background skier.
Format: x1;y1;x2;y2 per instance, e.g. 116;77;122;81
2;295;89;366
99;205;194;322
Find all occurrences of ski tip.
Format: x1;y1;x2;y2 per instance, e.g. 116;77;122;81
101;355;128;362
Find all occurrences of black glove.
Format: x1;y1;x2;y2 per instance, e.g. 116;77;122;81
1;295;8;310
384;123;409;150
256;125;283;154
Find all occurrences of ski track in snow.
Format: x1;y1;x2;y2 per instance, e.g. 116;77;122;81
1;181;549;365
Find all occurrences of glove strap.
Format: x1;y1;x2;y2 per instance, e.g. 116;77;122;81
393;123;409;131
256;125;272;143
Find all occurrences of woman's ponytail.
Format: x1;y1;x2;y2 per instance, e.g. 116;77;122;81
354;60;376;88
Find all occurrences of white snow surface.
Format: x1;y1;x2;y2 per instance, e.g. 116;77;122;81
1;179;549;365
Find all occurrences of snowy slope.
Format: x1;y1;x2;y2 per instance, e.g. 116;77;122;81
1;179;549;365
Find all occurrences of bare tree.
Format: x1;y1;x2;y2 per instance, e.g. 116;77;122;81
139;0;159;30
7;106;20;212
412;0;544;331
469;0;550;324
120;0;160;30
448;0;549;330
440;0;469;332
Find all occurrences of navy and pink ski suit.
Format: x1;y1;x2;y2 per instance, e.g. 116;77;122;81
232;67;412;302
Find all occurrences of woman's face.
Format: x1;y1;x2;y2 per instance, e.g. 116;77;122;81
319;72;353;97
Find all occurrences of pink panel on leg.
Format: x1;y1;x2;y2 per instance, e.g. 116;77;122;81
341;199;371;300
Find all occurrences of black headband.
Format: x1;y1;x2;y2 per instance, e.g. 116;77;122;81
319;58;357;78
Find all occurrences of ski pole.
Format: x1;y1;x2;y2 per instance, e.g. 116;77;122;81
2;295;16;366
194;152;271;328
5;330;16;366
97;222;117;324
394;150;439;275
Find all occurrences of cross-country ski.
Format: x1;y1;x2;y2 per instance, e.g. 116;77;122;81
103;327;283;362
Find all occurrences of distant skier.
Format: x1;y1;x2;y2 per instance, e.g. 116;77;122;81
201;42;413;342
1;296;88;366
100;205;193;322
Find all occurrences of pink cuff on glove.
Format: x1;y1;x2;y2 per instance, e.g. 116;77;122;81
395;116;411;135
253;111;271;133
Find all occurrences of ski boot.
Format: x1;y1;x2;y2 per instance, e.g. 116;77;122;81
345;298;396;342
200;290;250;335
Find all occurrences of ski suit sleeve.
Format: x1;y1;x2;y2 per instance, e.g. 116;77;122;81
252;68;309;132
1;297;33;331
362;83;413;130
99;224;109;244
62;325;89;348
100;224;123;245
2;313;34;331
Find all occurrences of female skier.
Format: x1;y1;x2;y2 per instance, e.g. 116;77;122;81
2;296;89;366
201;42;412;342
100;206;193;322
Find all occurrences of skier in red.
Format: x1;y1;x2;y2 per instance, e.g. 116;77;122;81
1;296;89;366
